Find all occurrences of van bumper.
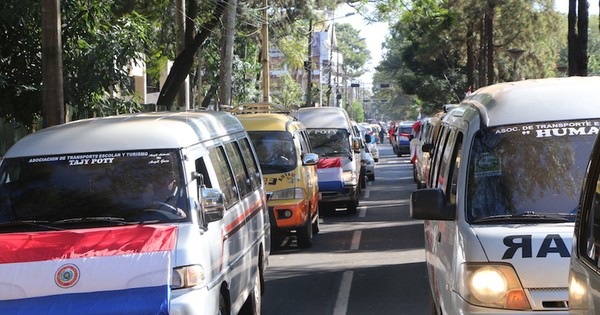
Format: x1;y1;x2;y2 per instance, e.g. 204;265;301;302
170;286;219;315
268;199;310;229
318;185;359;206
444;293;569;314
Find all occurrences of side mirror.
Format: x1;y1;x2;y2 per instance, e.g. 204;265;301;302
422;143;433;153
409;134;415;141
202;188;226;223
302;153;319;166
410;188;455;220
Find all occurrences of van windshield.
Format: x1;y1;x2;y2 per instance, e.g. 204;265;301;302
247;131;297;174
306;128;351;158
467;120;599;223
0;150;189;231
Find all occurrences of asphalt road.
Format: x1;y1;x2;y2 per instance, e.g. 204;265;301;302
262;143;430;315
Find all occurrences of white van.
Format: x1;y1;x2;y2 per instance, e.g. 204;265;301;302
569;103;600;314
411;77;600;314
0;111;270;315
297;107;361;214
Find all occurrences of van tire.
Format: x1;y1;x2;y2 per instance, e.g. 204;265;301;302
240;267;262;315
218;291;229;315
271;229;284;250
312;208;320;235
347;200;358;214
297;217;313;248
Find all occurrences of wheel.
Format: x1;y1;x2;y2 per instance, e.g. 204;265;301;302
296;216;313;248
240;268;262;315
360;174;367;188
347;200;358;214
270;229;284;251
218;292;229;315
429;289;439;315
312;206;320;235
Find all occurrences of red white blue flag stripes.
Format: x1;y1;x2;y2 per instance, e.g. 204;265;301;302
0;225;177;315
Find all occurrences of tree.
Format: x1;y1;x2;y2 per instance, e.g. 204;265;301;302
568;0;589;76
376;0;563;113
335;23;371;78
271;73;303;109
0;0;151;129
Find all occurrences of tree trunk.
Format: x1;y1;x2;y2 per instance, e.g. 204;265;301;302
485;6;495;85
218;0;237;108
157;0;227;109
576;0;589;76
466;22;475;91
478;17;486;88
568;0;579;75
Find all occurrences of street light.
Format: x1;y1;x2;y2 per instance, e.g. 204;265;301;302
508;48;525;81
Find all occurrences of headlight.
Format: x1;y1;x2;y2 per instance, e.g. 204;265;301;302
342;170;356;184
270;188;304;200
172;265;206;289
569;272;588;308
459;263;530;310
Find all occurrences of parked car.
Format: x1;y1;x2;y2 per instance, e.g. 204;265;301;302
392;121;415;157
239;113;320;249
0;111;270;314
411;113;445;188
411;76;600;314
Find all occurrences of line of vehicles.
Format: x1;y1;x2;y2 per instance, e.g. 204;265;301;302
0;103;378;314
408;76;600;314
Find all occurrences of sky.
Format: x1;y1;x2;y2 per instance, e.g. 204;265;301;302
337;2;599;86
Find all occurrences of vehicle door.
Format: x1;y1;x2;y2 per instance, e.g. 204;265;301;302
427;127;463;312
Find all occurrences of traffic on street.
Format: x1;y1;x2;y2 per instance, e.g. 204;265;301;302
263;143;430;314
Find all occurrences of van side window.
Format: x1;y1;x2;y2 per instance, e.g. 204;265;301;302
582;174;600;267
438;129;457;194
430;126;450;188
209;146;238;208
238;138;261;190
298;131;310;155
224;142;252;198
447;133;463;204
194;157;212;188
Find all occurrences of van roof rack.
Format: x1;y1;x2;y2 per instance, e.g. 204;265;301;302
230;102;293;115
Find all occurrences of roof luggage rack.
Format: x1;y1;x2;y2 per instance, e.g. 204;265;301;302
230;102;293;115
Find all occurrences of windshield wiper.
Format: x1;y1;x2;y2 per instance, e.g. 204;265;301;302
52;216;131;225
0;220;62;230
321;151;350;158
472;212;570;223
261;164;292;172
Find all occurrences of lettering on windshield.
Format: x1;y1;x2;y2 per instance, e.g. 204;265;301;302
502;234;570;259
26;151;169;166
493;120;600;137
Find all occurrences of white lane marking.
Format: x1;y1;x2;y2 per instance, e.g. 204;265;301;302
350;230;361;250
359;206;367;218
363;189;370;199
333;270;354;315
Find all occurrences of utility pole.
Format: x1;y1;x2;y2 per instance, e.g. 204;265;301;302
304;18;313;107
218;0;237;110
261;0;270;103
41;0;65;127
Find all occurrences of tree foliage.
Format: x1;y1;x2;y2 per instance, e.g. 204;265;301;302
376;0;564;116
